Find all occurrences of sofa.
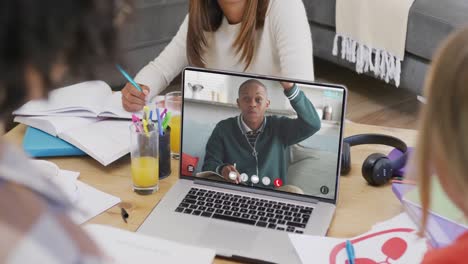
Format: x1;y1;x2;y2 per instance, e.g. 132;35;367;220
305;0;468;95
103;0;188;88
115;0;468;95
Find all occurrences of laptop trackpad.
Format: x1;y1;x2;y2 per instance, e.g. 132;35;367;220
199;223;258;253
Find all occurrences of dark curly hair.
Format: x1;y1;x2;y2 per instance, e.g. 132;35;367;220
0;0;130;116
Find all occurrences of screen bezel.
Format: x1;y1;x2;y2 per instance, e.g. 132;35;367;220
179;66;347;204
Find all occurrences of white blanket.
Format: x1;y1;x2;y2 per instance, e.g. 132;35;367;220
333;0;415;87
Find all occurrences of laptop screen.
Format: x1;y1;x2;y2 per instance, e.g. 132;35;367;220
180;68;346;201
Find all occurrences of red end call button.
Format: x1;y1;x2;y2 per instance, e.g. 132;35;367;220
274;178;283;187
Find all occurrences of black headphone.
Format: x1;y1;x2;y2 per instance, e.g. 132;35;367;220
341;134;408;186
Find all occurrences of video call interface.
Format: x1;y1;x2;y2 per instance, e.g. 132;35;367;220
181;69;345;200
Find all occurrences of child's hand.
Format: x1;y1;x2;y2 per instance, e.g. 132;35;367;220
280;82;294;91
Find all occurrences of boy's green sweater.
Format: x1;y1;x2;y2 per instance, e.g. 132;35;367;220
202;85;321;185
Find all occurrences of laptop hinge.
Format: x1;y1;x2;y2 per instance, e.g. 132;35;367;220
193;179;320;204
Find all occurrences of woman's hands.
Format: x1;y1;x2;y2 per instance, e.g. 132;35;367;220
121;82;150;112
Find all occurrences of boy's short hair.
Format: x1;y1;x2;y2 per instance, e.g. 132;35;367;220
238;79;268;97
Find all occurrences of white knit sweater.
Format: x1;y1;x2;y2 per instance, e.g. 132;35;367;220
134;0;314;98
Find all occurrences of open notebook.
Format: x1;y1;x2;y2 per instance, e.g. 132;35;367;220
15;115;130;166
13;81;137;119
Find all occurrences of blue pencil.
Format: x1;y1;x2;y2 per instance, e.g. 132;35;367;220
345;240;355;264
155;108;163;136
116;64;143;92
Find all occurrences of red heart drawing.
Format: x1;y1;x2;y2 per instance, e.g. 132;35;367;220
329;228;414;264
382;237;407;260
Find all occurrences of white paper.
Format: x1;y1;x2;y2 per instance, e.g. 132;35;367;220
31;160;79;202
69;181;121;224
59;119;131;166
60;169;81;181
290;213;428;264
371;212;418;231
29;160;120;224
85;224;216;264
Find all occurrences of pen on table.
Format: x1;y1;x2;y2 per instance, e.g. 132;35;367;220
121;207;129;223
155;108;163;136
116;64;143;92
345;240;355;264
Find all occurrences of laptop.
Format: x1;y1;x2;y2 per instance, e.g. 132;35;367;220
138;67;347;263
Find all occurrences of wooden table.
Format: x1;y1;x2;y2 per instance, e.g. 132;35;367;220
4;121;417;263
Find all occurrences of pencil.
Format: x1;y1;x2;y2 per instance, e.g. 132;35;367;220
160;108;167;119
116;64;143;92
121;208;129;223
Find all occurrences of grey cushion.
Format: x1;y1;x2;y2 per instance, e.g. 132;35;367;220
303;0;335;27
122;0;187;50
104;1;187;86
304;0;468;61
407;0;468;60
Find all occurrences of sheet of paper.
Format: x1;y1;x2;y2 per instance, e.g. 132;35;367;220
60;119;131;166
30;160;80;202
289;213;428;264
68;181;121;224
60;169;81;181
371;212;418;231
85;224;216;264
29;160;119;223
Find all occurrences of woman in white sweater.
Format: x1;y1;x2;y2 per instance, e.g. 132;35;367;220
122;0;314;112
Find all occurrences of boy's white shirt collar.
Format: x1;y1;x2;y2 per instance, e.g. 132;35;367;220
239;115;266;134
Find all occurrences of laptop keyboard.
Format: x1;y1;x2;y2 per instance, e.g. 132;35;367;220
174;187;313;234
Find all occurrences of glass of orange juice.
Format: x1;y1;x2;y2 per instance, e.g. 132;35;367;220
165;91;182;159
129;122;159;194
